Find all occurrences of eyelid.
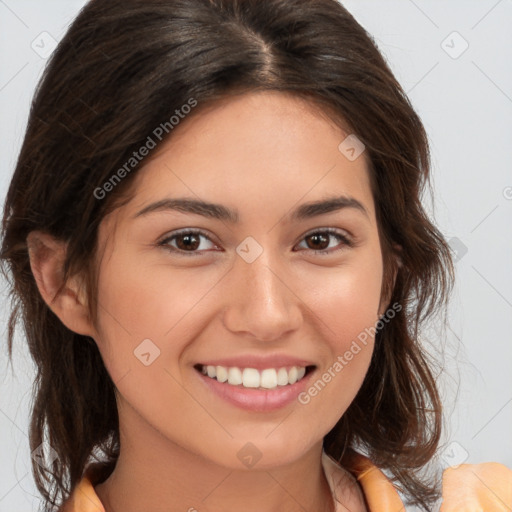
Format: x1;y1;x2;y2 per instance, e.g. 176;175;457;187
158;227;216;243
301;226;352;242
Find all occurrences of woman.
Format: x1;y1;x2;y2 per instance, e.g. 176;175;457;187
1;1;510;511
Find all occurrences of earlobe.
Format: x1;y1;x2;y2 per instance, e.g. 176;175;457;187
26;230;96;338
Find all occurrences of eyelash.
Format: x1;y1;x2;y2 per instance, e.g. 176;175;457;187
157;227;354;257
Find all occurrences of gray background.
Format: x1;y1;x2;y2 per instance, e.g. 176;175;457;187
1;1;511;510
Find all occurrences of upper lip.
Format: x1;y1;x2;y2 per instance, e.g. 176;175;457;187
195;355;316;370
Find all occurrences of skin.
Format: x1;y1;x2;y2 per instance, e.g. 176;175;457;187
28;90;396;512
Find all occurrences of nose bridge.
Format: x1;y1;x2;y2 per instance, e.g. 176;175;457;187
222;241;302;339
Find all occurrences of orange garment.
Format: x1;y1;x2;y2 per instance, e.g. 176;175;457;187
59;450;512;512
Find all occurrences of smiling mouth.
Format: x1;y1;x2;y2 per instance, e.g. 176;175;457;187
194;364;316;390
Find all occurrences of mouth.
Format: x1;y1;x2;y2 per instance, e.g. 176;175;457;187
193;363;316;391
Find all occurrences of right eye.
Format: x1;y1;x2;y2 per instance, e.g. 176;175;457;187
157;229;220;256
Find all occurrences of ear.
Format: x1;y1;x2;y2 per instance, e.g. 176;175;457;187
26;230;96;338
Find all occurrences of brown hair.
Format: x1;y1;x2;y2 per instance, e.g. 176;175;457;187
0;0;454;510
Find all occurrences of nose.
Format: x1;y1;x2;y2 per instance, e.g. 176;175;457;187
221;248;303;342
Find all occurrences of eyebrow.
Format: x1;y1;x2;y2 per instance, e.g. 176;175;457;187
133;195;369;222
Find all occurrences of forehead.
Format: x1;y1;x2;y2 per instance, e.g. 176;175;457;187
107;90;376;227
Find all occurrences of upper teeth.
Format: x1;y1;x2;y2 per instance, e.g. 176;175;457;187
201;365;307;389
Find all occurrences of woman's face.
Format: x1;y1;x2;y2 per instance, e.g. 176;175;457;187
91;90;387;469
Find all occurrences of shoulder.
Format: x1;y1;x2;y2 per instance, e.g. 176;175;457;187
323;449;405;512
440;461;512;511
58;462;108;512
323;448;512;512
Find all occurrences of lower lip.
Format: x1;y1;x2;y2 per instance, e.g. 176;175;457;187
195;368;315;412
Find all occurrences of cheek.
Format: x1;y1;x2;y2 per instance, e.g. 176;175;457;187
297;248;383;411
306;247;384;348
90;257;208;428
91;249;229;396
94;253;211;341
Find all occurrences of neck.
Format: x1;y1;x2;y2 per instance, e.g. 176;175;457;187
94;407;335;512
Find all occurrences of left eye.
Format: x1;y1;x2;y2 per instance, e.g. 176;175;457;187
294;228;353;254
158;228;353;256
